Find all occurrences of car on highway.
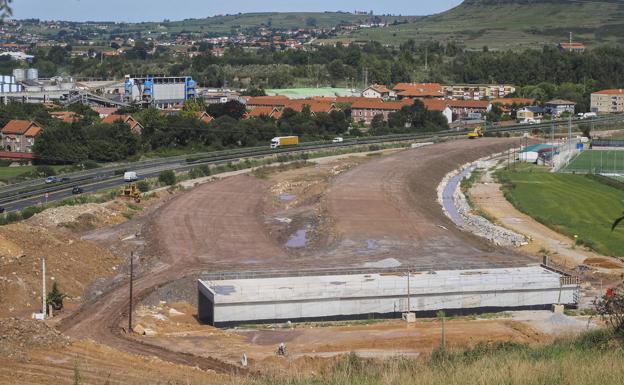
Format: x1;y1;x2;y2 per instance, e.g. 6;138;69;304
0;207;5;214
45;176;60;184
332;137;344;143
124;171;138;182
71;186;84;195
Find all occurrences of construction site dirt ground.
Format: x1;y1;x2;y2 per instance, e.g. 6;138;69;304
148;138;534;272
1;138;582;383
129;302;594;371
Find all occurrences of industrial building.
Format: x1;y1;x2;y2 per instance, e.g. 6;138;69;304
197;265;579;327
124;75;196;108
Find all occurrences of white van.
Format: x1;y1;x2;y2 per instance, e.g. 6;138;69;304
123;171;138;182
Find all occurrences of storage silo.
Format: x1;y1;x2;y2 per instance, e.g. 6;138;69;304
13;68;25;82
26;68;39;81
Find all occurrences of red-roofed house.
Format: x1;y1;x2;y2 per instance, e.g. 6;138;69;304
393;83;444;99
422;99;453;124
591;89;624;114
102;114;143;135
446;100;492;121
50;111;78;123
244;106;281;119
362;84;395;100
1;120;42;153
196;111;214;124
557;42;586;54
283;100;336;114
244;96;290;109
350;100;410;124
92;107;118;118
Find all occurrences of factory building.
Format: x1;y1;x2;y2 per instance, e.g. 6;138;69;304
124;75;196;108
197;265;579;327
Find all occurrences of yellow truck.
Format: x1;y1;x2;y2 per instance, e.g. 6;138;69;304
467;126;484;139
270;136;299;149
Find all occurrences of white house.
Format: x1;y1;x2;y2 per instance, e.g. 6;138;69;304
362;84;395;100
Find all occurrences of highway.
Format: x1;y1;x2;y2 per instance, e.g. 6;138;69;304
0;114;622;213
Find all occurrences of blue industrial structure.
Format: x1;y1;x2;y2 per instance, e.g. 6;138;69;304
124;75;196;108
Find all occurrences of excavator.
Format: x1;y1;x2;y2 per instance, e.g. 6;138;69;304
467;126;484;139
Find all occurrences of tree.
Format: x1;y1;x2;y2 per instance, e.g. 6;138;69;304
179;98;206;119
158;170;176;186
47;281;68;312
207;100;246;120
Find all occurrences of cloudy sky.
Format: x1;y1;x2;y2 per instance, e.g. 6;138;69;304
12;0;463;22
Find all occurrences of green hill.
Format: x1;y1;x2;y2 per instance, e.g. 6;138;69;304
128;12;420;36
341;0;624;49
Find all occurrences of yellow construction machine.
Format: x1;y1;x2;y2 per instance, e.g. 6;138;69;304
467;126;484;139
120;183;141;203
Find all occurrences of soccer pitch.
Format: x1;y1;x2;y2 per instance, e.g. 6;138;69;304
560;150;624;174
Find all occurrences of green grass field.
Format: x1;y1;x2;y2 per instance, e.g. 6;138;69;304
499;170;624;257
561;150;624;174
338;0;624;49
0;166;64;184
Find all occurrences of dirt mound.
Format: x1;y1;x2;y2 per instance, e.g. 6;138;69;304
0;223;122;317
0;318;69;360
27;203;125;230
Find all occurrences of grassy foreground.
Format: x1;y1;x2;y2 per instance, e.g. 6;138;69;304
498;168;624;257
244;330;624;385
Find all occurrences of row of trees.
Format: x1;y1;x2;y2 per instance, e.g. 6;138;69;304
13;98;448;164
25;40;624;97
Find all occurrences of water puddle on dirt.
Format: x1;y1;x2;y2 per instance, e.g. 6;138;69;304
286;229;308;248
363;258;402;268
279;194;296;201
366;239;379;250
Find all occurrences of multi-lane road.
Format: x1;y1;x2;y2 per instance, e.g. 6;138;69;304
1;114;622;213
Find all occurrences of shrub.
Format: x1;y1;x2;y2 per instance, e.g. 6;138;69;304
158;170;176;186
368;144;381;151
35;165;56;177
136;180;151;192
20;205;44;220
80;160;99;170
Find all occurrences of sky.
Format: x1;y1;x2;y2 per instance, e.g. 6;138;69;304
12;0;463;22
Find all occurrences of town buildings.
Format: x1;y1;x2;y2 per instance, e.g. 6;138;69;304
590;89;624;114
1;120;42;153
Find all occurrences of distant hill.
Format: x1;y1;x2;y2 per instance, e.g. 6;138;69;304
340;0;624;49
128;12;420;35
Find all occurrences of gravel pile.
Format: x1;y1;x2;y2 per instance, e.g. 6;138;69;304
0;318;69;360
27;203;123;228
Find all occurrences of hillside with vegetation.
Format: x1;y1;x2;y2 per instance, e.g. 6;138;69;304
342;0;624;49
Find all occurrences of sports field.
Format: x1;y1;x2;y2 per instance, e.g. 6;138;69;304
499;171;624;257
560;150;624;174
265;88;358;98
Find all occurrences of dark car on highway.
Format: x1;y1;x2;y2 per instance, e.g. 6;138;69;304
71;186;84;195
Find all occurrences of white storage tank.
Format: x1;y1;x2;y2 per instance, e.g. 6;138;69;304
26;68;39;81
13;68;25;82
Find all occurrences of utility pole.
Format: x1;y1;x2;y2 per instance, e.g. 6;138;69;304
128;251;134;332
406;270;411;313
424;46;428;71
42;258;46;317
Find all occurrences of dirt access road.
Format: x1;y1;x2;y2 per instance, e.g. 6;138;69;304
57;138;533;373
